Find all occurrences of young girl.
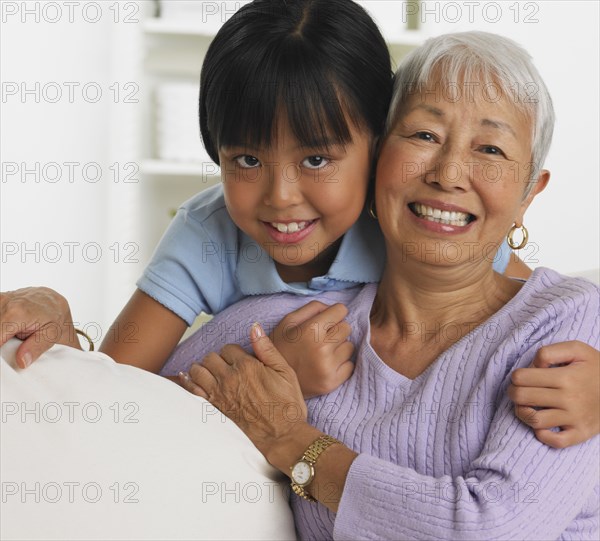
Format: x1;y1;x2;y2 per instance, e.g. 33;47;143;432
1;0;598;446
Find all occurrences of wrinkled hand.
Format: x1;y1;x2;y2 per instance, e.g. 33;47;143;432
180;323;307;458
509;341;600;448
0;287;80;368
271;301;354;398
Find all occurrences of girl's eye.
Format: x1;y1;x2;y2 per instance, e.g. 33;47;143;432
235;155;260;168
479;145;506;157
302;156;329;169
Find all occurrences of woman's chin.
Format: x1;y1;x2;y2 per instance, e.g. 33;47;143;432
398;237;502;269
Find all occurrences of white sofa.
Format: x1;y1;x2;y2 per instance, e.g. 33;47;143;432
1;339;297;541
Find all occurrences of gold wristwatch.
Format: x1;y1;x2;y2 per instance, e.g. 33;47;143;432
290;434;342;502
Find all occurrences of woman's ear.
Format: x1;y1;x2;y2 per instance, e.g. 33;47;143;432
516;169;550;225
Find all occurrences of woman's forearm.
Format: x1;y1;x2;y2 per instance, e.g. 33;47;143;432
265;422;358;513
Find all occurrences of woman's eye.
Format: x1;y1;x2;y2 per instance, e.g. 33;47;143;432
235;155;260;168
302;156;329;169
414;132;436;142
479;145;506;157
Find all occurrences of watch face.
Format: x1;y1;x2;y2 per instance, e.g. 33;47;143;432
291;461;313;486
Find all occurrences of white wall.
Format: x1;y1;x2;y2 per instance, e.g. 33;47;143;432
1;1;147;338
1;1;598;339
1;2;117;337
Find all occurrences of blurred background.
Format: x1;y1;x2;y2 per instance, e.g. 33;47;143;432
1;0;599;341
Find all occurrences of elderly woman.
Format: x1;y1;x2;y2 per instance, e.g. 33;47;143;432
173;32;599;539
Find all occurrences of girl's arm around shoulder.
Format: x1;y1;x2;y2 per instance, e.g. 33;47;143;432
100;289;187;374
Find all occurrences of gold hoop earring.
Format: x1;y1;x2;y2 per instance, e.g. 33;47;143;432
368;199;378;220
507;223;529;250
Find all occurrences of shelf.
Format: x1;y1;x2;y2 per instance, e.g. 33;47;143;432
143;19;215;37
141;159;220;177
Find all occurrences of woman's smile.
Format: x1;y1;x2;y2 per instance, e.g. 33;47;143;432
408;201;476;228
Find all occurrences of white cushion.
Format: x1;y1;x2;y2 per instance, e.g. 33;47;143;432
0;339;297;541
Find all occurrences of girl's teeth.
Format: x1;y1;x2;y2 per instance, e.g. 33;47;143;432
271;221;308;234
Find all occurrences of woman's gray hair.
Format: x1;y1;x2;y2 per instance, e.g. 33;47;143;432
387;31;555;196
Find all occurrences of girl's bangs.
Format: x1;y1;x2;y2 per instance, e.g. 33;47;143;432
206;43;358;154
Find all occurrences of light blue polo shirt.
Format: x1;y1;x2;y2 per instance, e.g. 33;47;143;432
137;184;510;325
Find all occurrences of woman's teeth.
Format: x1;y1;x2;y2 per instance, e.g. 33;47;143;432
270;221;309;234
412;203;472;226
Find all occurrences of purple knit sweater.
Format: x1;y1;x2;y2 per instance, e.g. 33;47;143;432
163;268;600;540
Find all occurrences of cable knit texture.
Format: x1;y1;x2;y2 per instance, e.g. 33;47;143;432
163;268;600;540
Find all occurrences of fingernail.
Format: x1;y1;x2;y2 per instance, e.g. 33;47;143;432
22;353;32;368
252;322;263;338
178;371;190;381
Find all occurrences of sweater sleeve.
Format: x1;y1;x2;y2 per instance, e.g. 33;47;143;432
334;281;600;540
334;412;598;540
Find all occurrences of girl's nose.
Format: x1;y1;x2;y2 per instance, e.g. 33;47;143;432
263;164;303;208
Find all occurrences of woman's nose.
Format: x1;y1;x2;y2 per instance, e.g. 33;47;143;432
263;164;303;208
424;145;471;192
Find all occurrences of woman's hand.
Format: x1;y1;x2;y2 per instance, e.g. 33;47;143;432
509;341;600;448
0;287;81;367
180;323;308;461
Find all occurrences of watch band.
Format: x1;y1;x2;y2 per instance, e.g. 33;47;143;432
290;434;342;502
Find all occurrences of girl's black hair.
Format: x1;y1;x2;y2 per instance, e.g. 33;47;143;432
200;0;393;164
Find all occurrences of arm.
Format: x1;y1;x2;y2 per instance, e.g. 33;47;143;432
509;341;600;447
99;289;187;373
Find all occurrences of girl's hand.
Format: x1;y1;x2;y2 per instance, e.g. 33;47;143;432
271;301;355;398
180;323;308;458
0;287;81;368
508;341;600;448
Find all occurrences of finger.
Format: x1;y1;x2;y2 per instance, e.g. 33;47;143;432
15;332;57;368
507;385;564;409
307;303;348;328
533;428;579;449
515;405;570;429
326;321;352;343
279;300;330;328
250;323;289;372
532;341;599;368
219;343;252;366
189;361;219;395
202;350;236;379
334;341;355;365
178;371;209;399
0;308;29;346
336;358;355;381
511;367;563;389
